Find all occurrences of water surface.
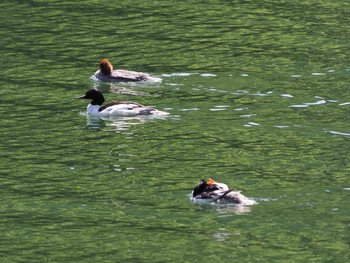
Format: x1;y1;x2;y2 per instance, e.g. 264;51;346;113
0;0;349;262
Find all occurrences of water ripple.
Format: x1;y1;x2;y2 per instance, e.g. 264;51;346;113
289;99;327;108
326;130;350;137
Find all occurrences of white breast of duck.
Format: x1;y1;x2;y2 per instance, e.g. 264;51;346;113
191;178;256;205
76;89;169;117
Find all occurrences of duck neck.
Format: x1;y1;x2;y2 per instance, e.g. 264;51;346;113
90;95;105;106
87;104;102;116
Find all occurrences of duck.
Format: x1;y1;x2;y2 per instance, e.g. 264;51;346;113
191;178;256;205
94;58;161;83
76;88;169;117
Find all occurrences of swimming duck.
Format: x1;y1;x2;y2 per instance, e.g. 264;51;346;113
76;88;169;117
191;178;256;205
94;58;161;82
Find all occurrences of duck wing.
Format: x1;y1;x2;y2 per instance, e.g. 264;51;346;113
110;70;148;81
99;100;144;112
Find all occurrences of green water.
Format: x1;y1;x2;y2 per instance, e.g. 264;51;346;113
1;0;350;262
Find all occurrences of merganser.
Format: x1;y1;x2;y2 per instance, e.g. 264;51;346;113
94;58;161;82
191;178;256;205
76;89;169;117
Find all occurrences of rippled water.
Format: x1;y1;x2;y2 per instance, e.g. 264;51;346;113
1;0;350;262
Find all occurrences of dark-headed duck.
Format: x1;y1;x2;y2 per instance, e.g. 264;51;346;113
76;88;169;117
94;58;161;83
191;178;256;205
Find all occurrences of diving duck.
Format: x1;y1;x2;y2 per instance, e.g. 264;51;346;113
76;88;169;117
191;178;256;205
94;58;161;82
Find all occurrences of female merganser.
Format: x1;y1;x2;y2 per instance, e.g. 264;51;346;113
76;88;169;117
94;58;161;82
191;178;256;205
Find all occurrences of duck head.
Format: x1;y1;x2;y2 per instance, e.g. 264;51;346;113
192;178;228;198
76;89;105;106
99;58;113;75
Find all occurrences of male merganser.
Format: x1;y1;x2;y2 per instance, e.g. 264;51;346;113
94;58;161;82
191;178;256;205
76;89;169;117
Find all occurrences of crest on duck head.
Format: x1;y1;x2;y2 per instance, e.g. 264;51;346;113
207;178;215;185
99;58;113;75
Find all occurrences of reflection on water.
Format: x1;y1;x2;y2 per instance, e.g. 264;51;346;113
109;86;152;96
289;99;327;108
194;202;255;215
198;203;254;216
188;195;257;215
209;105;230;111
84;114;170;132
326;130;350;137
216;204;254;215
212;229;233;242
84;114;105;130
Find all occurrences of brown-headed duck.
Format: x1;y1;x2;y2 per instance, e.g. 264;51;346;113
94;58;161;83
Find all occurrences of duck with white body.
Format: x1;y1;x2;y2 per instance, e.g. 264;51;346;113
76;89;169;117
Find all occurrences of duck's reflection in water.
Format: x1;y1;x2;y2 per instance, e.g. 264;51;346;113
216;203;254;214
84;114;169;132
193;202;255;215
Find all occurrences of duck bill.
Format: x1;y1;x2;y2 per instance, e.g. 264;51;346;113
75;95;87;99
